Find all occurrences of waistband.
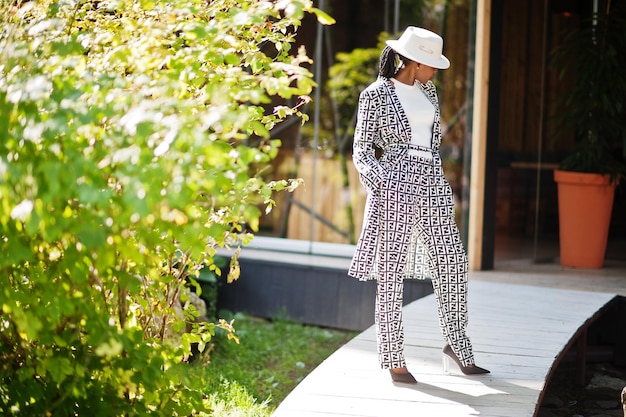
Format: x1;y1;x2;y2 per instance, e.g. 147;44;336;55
391;143;434;159
406;143;432;153
387;143;432;152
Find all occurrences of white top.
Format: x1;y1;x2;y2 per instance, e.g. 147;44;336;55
391;78;435;159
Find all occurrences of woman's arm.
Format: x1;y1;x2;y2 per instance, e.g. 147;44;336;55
352;88;387;193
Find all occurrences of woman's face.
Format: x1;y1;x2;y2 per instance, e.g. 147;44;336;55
415;63;437;84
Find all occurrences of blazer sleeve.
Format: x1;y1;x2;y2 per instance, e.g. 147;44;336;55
352;88;387;193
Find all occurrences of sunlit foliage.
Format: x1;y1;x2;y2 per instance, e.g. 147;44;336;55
0;0;333;415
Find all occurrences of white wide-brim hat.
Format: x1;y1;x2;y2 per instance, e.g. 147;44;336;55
386;26;450;69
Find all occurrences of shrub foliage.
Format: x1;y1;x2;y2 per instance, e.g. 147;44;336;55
0;0;332;415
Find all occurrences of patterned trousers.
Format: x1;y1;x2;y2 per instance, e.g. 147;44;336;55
376;153;474;369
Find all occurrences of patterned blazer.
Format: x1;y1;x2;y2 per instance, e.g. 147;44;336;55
352;77;443;194
349;77;444;281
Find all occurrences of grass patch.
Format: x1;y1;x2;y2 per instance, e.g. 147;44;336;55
202;311;357;416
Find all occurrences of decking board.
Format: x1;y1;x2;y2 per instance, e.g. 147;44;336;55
271;280;616;417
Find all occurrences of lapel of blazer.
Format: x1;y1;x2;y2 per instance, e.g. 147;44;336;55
382;79;412;143
419;81;439;111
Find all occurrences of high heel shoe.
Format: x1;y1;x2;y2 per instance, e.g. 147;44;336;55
442;344;490;375
389;367;418;384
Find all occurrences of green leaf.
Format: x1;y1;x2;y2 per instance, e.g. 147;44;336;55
44;356;73;383
225;53;241;66
311;8;336;25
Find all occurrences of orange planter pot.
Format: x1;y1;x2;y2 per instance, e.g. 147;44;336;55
553;170;615;269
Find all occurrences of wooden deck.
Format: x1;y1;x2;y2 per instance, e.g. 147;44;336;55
271;280;618;417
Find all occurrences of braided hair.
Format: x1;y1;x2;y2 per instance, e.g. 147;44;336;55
378;45;411;79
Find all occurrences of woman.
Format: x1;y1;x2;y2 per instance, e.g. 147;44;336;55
348;26;489;384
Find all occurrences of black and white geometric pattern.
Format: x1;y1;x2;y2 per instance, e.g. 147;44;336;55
349;77;476;369
374;154;473;368
349;78;444;281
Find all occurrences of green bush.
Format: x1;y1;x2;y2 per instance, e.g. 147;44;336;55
0;0;333;415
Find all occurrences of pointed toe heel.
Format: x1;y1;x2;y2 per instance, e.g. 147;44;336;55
442;344;490;375
389;368;418;384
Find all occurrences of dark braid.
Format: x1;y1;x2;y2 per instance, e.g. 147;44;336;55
378;45;410;79
378;46;397;78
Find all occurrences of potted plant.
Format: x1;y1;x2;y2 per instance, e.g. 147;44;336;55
551;3;626;268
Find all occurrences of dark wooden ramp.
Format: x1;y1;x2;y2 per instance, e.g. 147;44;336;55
271;280;617;417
